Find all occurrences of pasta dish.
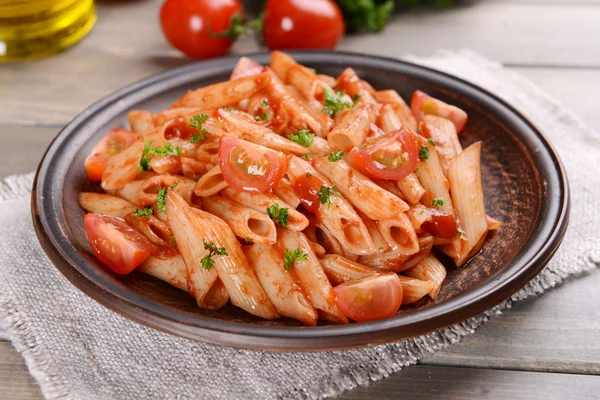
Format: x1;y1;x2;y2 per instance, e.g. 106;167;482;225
78;51;500;325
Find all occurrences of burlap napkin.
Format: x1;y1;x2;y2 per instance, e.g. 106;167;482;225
1;50;599;400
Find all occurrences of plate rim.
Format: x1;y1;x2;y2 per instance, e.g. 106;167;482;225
31;50;570;351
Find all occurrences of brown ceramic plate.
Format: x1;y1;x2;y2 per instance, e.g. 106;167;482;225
32;51;569;351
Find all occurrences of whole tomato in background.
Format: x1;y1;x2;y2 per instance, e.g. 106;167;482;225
262;0;345;50
160;0;243;59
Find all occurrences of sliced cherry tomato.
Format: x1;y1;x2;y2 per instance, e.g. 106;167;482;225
263;0;345;50
160;0;243;60
84;213;152;274
218;137;287;192
334;273;403;322
422;210;458;240
411;90;468;133
84;128;137;181
293;173;328;213
349;129;418;181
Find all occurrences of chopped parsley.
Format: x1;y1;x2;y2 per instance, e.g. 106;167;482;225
156;187;168;213
306;173;313;178
133;207;154;217
201;240;228;271
254;111;269;122
259;100;269;107
418;145;430;161
431;199;444;207
352;94;362;102
266;204;289;227
287;129;315;147
457;229;464;236
327;151;344;162
190;114;210;143
378;246;385;251
322;88;352;115
428;138;437;146
318;185;341;206
168;233;175;243
303;153;312;159
284;248;308;270
244;237;254;243
139;141;182;172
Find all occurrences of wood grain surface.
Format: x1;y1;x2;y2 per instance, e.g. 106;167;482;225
1;0;599;398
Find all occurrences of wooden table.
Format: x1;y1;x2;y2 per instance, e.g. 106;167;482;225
1;0;599;398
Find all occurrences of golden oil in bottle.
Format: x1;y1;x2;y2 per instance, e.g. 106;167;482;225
0;0;96;62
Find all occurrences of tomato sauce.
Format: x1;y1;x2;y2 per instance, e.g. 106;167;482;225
421;210;458;239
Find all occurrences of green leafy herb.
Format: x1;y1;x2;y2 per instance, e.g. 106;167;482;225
335;0;395;32
352;93;362;102
134;207;154;217
419;210;425;215
260;100;269;107
287;129;315;147
428;138;437;146
244;237;254;244
283;248;308;270
323;88;352;115
378;246;385;251
431;198;444;207
318;185;340;206
254;111;269;121
457;228;464;236
156;187;168;213
303;153;312;159
190;114;210;143
266;204;289;227
201;240;228;271
418;145;430;161
331;186;341;197
328;151;344;162
168;233;175;243
306;173;313;178
140;140;183;172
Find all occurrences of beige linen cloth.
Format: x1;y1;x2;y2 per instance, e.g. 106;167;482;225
1;50;599;399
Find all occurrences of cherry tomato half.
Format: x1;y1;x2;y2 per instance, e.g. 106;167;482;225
263;0;345;50
218;137;287;192
84;128;138;181
411;90;468;133
349;129;419;181
333;273;403;322
84;213;152;274
160;0;243;60
293;172;328;214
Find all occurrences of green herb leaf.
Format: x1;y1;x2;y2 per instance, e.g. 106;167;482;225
287;129;315;147
322;88;352;115
352;93;362;102
335;0;395;32
190;114;210;143
284;248;308;270
156;187;167;213
260;100;269;107
266;204;289;227
254;111;269;122
201;239;228;271
431;198;444;207
303;153;312;159
306;173;313;178
428;138;437;146
133;207;154;217
318;185;338;206
146;141;182;157
418;145;430;161
327;151;344;162
244;237;254;243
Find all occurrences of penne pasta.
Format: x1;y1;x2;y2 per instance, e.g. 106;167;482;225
128;110;155;135
374;90;417;132
78;192;137;218
377;104;403;133
405;255;447;300
101;139;145;191
336;67;377;104
193;165;228;197
420;116;462;173
375;213;420;256
320;254;377;286
137;252;188;292
273;178;301;209
124;213;174;248
230;56;263;80
397;276;436;305
244;242;318;326
138;175;195;208
327;103;376;151
414;137;454;215
396;173;426;205
202;195;277;245
302;212;345;256
487;214;502;230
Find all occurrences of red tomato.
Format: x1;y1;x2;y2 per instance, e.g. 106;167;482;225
422;210;458;239
159;0;243;60
293;173;328;213
218;137;287;192
84;213;152;274
334;273;403;322
263;0;345;50
349;129;419;181
84;129;137;181
411;90;468;133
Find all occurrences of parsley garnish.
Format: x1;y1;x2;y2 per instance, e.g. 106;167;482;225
328;151;344;162
418;145;430;161
134;207;154;217
428;138;437;146
303;153;312;159
431;199;444;207
201;240;228;270
318;185;341;206
244;237;254;243
254;111;269;122
284;248;308;270
266;204;289;227
260;100;269;107
140;141;182;172
352;94;362;102
287;129;315;147
156;187;167;213
322;88;352;115
190;114;210;143
168;233;175;243
306;173;313;178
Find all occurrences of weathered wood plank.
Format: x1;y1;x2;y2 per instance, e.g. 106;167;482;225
0;342;42;400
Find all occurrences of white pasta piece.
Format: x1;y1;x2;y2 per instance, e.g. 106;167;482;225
101;139;145;191
112;179;145;205
277;229;348;324
406;204;433;234
414;137;454;215
320;254;378;286
356;210;389;252
137;253;188;292
220;187;309;232
375;213;419;256
327;103;376;151
244;243;318;326
405;255;447;300
78;193;137;218
441;142;488;266
420;116;462;173
273;178;301;209
230;56;263;80
396;276;436;305
128;110;155;135
138;175;195;208
302;212;345;256
396;173;426;205
308;136;332;156
313;156;409;220
124;213;174;248
202;278;230;310
377;104;402;133
487;215;502;230
337;67;377;105
202;196;277;245
374;90;417;132
194;165;228;197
